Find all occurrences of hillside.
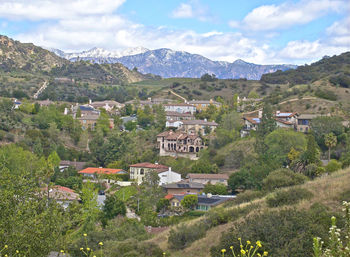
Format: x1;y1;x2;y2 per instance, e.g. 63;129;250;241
147;167;350;257
0;35;68;72
54;47;297;80
261;52;350;86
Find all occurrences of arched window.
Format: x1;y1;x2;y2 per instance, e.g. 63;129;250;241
140;168;144;175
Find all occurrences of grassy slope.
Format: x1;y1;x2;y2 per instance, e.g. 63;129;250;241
146;167;350;257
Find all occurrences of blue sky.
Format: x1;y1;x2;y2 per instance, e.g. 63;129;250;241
0;0;349;64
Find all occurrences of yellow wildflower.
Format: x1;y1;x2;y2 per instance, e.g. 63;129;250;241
256;241;262;248
4;245;8;249
247;241;251;245
221;249;226;253
99;242;103;246
230;246;234;250
264;251;268;256
16;250;19;254
241;249;246;255
80;248;83;251
86;248;90;251
60;250;64;253
83;233;87;237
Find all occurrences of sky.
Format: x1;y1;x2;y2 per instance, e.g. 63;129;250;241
0;0;349;64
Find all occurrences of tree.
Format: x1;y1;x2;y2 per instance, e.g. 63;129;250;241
0;145;66;256
324;133;337;161
310;116;344;147
255;103;276;156
156;198;170;212
103;194;127;219
80;182;101;232
181;195;198;210
265;129;307;165
203;183;228;195
248;90;259;99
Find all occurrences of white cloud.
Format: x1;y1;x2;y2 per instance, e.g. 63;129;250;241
326;17;350;46
242;0;343;31
0;0;125;20
171;0;214;22
172;3;193;18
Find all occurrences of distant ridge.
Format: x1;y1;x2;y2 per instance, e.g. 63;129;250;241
51;47;297;80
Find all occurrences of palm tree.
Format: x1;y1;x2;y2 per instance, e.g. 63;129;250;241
324;133;337;161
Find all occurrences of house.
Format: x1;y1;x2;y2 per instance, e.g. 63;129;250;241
129;162;169;184
42;185;80;209
162;181;204;195
296;114;320;133
78;167;126;179
36;99;53;107
89;100;124;112
157;131;206;160
165;111;194;121
77;115;114;130
166;194;233;211
13;99;21;109
241;116;260;137
59;160;87;172
179;119;218;135
72;104;100;118
188;99;222;112
164;103;196;114
186;173;229;186
125;98;173;109
158;167;182;185
165;119;183;128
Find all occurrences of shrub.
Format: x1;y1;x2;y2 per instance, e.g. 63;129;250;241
325;159;342;173
262;168;308;191
266;188;313;207
232;190;266;205
211;208;334;257
168;223;207;249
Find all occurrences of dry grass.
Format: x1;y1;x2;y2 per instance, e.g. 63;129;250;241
148;167;350;256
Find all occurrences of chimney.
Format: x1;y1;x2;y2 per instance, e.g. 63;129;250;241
258;110;262;118
89;99;92;104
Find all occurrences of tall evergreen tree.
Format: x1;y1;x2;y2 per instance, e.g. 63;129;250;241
255;103;276;156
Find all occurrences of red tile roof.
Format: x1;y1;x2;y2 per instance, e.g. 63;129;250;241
78;167;125;175
129;162;168;169
165;194;174;200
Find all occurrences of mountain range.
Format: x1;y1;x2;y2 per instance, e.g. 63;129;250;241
51;47;297;80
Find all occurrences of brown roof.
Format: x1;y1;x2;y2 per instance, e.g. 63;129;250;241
186;173;229;180
243;116;260;125
274;118;294;125
129;162;168;169
42;186;80;201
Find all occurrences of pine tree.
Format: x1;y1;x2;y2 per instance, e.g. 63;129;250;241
255;103;276;156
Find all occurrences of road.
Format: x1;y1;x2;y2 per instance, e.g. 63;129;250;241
33;80;48;99
169;89;187;103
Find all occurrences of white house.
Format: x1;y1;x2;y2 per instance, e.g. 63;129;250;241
166;119;183;128
164;103;196;114
158;167;182;185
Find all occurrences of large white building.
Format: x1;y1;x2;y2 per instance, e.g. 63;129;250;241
164;103;196;114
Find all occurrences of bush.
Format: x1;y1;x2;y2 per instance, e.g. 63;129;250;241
168;223;207;249
211;208;335;257
325;159;342;173
266;188;313;207
315;89;337;101
232;190;266;205
262;168;308;191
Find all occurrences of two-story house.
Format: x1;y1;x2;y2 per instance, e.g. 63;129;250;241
129;162;169;184
179;119;218;135
188;99;222;112
157;131;206;160
296;114;321;132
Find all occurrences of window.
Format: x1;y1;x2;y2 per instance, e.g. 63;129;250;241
140;168;144;175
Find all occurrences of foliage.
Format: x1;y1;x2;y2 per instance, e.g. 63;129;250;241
324;133;337;161
181;195;198;210
201;73;218;82
262;168;308;191
211;206;334;257
79;182;101;233
311;116;344;148
265;129;307;165
228;171;259;192
313;201;350;257
255;103;276;156
266;187;313;207
114;186;137;202
51;166;83;190
325;159;342;173
102;194;126;220
204;183;229;195
0;145;66;256
315;89;338;101
156;198;170;212
231;190;266;205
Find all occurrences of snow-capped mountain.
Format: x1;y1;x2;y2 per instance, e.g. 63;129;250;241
50;46;149;60
51;47;297;80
